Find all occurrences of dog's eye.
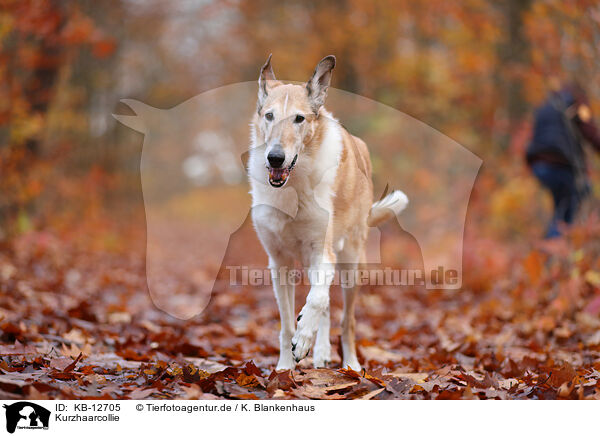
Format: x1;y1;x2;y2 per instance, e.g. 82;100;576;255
294;114;305;123
265;112;274;121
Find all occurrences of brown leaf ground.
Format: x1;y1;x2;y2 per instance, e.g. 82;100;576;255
1;213;600;400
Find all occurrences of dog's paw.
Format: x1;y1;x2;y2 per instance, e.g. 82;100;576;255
276;357;296;371
276;337;296;370
291;308;321;362
313;329;331;368
342;356;361;372
313;345;331;368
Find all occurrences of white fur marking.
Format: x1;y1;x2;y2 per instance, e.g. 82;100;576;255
292;256;335;361
283;93;289;117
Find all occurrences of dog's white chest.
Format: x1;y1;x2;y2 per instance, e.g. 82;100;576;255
249;115;342;264
252;184;332;262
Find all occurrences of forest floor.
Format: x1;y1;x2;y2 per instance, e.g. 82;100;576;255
2;213;600;400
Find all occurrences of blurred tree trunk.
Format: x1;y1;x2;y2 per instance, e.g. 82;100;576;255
495;0;532;149
0;0;66;231
25;22;64;154
19;0;66;155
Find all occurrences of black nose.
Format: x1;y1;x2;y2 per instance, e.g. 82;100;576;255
267;145;285;168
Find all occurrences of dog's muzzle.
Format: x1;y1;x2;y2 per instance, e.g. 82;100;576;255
268;154;297;188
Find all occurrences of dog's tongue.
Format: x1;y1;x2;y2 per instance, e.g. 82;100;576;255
269;167;289;183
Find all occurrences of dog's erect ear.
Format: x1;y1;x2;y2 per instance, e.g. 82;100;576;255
306;55;336;113
258;54;276;112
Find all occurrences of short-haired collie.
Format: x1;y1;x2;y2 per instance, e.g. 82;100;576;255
248;54;408;370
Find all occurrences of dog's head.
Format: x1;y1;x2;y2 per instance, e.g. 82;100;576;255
253;54;336;188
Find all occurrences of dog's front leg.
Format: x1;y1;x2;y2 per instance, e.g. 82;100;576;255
339;253;362;371
292;254;335;363
270;262;296;370
341;283;361;371
313;304;331;367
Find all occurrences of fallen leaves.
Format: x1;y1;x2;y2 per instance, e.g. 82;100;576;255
1;218;600;399
0;341;37;356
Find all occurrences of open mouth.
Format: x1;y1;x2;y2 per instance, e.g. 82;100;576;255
268;154;297;188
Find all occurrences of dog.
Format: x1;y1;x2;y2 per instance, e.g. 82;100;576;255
248;54;408;370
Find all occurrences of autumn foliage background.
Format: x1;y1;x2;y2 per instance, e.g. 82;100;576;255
1;0;600;399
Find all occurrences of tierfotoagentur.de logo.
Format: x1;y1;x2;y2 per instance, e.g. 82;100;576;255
2;402;50;434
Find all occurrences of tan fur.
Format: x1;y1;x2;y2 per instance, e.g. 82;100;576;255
331;131;373;258
249;55;406;370
252;83;373;253
252;92;372;264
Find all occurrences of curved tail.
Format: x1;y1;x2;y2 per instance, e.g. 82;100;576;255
367;189;409;227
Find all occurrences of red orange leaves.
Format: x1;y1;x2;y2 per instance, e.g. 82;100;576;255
2;219;600;399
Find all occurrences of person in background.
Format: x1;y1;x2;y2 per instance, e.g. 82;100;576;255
526;79;600;238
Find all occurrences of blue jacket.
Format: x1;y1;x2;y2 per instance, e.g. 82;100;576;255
527;88;600;171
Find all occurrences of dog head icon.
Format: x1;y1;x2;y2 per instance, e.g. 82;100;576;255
3;402;50;434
